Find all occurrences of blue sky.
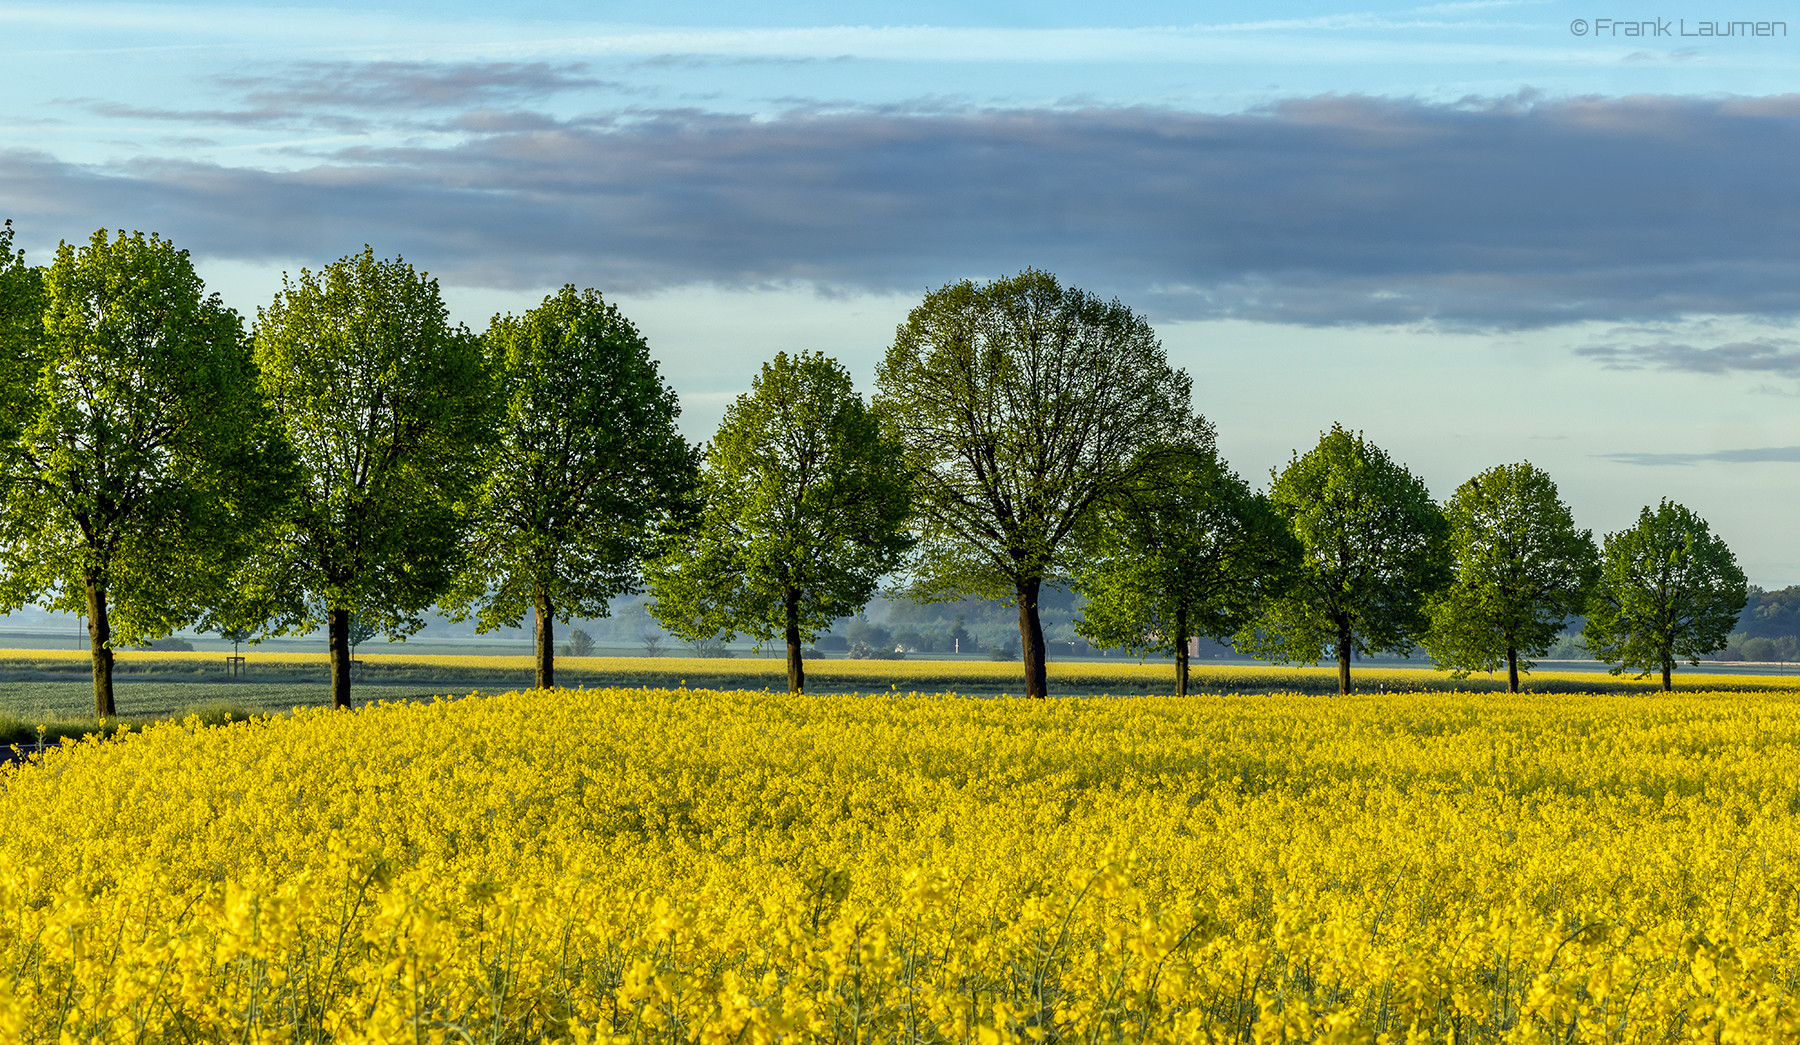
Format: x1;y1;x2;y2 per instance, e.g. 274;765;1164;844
5;0;1799;585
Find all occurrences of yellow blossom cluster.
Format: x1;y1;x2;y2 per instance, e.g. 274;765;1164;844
2;686;1798;1042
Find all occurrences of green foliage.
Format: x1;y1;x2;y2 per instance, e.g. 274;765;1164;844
647;351;912;691
1073;425;1298;672
0;229;295;715
249;248;491;639
447;287;696;659
1241;425;1449;692
1584;499;1748;689
873;269;1193;697
0;221;45;437
874;270;1193;603
1740;585;1800;640
1422;462;1599;687
1738;635;1798;663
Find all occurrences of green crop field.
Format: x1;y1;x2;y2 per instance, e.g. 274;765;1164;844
2;647;1798;746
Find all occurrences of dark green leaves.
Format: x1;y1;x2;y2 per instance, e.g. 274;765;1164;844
873;270;1194;603
1242;425;1448;691
250;248;491;642
0;229;295;714
446;285;697;686
1584;499;1747;689
647;351;912;690
1073;425;1297;682
1422;463;1598;687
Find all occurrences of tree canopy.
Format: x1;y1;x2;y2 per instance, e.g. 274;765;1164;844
873;269;1193;698
1584;499;1747;691
1422;462;1599;692
1241;424;1449;695
249;248;492;708
1072;424;1297;697
648;351;912;694
0;229;295;716
446;286;696;689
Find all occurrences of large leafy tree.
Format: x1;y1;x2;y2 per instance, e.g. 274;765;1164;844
1072;424;1297;697
446;286;697;689
1584;499;1747;691
873;270;1193;699
1422;462;1599;693
250;248;492;708
1241;424;1449;695
648;351;912;695
0;229;295;716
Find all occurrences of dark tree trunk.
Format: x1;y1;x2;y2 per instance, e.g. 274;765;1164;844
85;573;114;718
1336;622;1352;696
1174;604;1190;698
1018;577;1048;699
1507;645;1520;694
1662;662;1673;692
535;592;554;690
328;607;351;709
785;588;804;695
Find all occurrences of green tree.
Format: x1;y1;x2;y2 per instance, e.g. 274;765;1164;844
1241;425;1449;696
0;221;43;428
648;351;912;694
1584;499;1747;691
1072;426;1298;697
250;248;492;708
0;229;295;716
1422;462;1599;693
873;270;1193;699
445;286;696;689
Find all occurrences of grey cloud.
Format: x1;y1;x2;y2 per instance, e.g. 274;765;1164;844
7;94;1800;326
219;61;613;112
74;99;368;132
1577;338;1800;374
1599;446;1800;465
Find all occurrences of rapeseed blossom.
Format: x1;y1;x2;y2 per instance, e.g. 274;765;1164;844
1;686;1797;1042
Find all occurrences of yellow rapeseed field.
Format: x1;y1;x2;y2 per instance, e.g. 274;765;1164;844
2;686;1797;1043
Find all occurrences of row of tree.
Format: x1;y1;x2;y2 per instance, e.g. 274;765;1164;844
629;269;1748;697
0;225;1749;711
0;226;694;714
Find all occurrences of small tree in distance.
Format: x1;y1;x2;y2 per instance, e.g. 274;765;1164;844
1073;424;1298;697
1240;425;1449;696
444;286;696;690
648;351;913;695
1422;462;1599;693
1584;499;1747;691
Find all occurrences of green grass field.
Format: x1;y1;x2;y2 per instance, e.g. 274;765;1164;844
3;647;1798;747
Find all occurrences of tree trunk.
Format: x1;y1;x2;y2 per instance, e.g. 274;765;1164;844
1336;623;1352;696
1018;577;1048;699
785;588;804;695
85;573;114;718
1506;645;1520;694
535;592;554;690
328;607;351;709
1662;661;1673;692
1174;604;1190;698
